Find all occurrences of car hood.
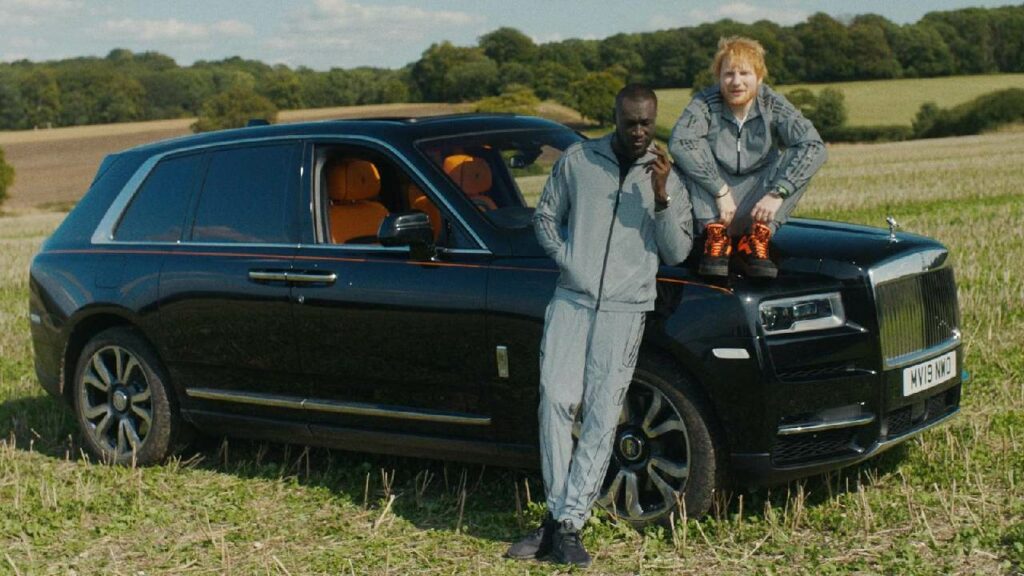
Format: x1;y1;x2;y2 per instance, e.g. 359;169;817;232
773;218;949;280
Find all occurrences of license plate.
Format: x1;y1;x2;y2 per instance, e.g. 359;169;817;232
902;350;957;397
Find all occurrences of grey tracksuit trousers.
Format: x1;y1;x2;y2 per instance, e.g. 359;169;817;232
539;293;645;529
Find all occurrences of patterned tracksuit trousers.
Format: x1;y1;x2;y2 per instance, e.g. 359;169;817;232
538;293;646;530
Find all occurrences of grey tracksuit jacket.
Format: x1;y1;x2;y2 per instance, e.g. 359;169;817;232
669;84;827;232
533;133;694;312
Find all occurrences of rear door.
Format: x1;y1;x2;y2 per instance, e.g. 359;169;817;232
158;141;305;420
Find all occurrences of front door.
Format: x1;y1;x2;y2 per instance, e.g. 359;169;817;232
291;141;493;437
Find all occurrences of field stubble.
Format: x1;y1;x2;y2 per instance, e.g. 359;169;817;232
0;133;1023;574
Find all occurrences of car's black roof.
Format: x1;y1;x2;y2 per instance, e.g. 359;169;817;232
126;113;571;157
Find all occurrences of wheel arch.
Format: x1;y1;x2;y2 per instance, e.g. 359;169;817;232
60;308;153;401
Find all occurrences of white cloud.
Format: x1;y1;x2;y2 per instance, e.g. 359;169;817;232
0;0;82;26
268;0;484;66
103;18;254;42
651;2;808;29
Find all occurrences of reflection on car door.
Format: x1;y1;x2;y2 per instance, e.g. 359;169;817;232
291;142;492;438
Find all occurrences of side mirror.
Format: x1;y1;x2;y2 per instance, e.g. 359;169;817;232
378;211;435;258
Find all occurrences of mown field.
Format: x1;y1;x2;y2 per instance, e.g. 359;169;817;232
2;133;1023;573
656;73;1024;130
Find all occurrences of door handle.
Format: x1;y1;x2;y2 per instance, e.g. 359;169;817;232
288;272;337;285
249;270;337;285
249;270;290;282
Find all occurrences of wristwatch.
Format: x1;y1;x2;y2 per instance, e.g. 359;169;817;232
768;184;790;200
655;195;670;211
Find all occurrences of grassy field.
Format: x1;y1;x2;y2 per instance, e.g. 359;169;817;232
656;73;1024;130
1;122;1023;574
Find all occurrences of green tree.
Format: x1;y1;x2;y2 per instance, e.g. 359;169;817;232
479;27;537;65
892;24;955;77
0;70;26;129
20;69;61;128
811;87;848;135
259;66;305;110
570;71;624;125
0;146;14;208
191;84;277;133
445;58;500;101
795;13;855;81
849;15;902;79
475;84;541;115
411;41;491;101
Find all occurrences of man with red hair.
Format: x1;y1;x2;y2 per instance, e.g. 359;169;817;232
670;36;827;278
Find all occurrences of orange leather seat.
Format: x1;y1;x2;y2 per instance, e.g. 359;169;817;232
407;183;441;240
443;154;498;211
327;159;388;244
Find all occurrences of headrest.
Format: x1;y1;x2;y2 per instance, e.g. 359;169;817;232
443;154;492;197
327;159;380;203
406;182;425;205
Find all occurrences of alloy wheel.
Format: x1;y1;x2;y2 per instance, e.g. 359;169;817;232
78;345;153;461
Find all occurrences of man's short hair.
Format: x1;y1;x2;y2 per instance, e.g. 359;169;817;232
615;83;657;109
711;36;767;79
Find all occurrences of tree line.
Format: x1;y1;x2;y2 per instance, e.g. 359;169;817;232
0;5;1022;131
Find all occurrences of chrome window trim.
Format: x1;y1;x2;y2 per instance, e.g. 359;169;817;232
186;388;491;426
92;134;491;253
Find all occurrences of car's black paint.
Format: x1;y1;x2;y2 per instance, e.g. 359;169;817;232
29;114;962;495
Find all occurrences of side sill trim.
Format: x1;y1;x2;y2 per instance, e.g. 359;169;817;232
185;388;491;426
777;414;876;436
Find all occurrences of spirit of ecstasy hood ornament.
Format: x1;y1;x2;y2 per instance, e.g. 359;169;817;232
886;216;899;243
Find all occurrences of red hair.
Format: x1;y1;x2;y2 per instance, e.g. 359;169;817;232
711;36;767;79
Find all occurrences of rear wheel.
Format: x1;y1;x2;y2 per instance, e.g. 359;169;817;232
596;355;722;526
72;327;183;465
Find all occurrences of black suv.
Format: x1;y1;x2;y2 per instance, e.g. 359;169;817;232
29;114;963;525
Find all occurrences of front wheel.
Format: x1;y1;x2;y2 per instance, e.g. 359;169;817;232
72;327;184;465
596;355;723;526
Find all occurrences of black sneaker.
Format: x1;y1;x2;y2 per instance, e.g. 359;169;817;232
506;514;557;560
736;222;778;279
551;520;592;568
699;223;731;278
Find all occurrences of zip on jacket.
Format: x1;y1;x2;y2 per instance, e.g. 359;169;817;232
533;133;694;312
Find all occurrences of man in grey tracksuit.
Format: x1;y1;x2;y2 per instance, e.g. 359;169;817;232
506;84;692;568
670;83;826;236
668;35;827;279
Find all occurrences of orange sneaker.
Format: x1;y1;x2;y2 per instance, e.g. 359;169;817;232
737;222;778;279
699;223;731;278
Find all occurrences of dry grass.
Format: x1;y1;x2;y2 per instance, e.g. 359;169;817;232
1;124;1023;575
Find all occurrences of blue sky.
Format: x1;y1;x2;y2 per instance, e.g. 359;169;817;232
0;0;1014;69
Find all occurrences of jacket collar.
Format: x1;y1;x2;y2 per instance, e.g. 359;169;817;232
591;132;657;168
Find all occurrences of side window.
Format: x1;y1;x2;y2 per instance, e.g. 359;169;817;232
316;145;476;249
191;143;299;244
115;154;201;242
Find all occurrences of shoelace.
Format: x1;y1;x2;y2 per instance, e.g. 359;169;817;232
750;223;771;259
705;224;730;257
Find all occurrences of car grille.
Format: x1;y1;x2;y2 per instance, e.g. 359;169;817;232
875;267;959;367
885;384;960;438
772;429;858;466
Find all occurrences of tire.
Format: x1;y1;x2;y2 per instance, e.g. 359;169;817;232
72;327;184;465
594;354;723;527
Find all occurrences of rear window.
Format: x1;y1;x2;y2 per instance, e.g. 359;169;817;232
114;153;201;242
190;143;300;243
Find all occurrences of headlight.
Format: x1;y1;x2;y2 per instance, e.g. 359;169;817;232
759;292;845;334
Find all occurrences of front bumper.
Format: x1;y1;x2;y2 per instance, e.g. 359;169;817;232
731;362;963;487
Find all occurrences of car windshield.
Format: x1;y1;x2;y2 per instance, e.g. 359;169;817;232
415;128;580;229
